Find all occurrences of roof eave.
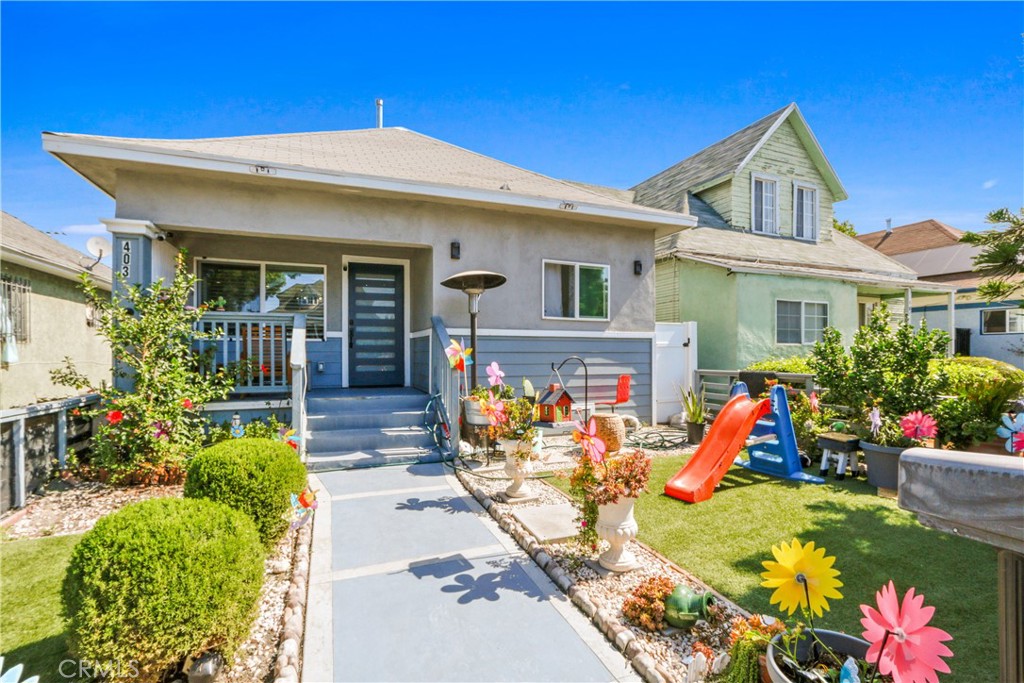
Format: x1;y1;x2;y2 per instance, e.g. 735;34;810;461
42;134;698;232
2;248;112;289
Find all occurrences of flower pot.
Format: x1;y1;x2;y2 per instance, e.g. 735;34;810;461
502;446;533;498
860;441;904;489
686;421;705;445
596;496;640;571
592;413;626;453
463;398;490;426
765;629;869;683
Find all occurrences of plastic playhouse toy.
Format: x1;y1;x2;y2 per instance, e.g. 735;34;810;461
664;381;823;503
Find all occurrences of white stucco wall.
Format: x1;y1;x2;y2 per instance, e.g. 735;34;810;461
115;170;656;334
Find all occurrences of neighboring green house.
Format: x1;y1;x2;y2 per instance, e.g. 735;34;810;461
631;103;956;370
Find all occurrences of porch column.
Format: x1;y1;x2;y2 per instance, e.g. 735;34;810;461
947;290;956;356
904;288;912;322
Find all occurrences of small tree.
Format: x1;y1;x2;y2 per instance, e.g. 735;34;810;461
52;251;239;477
810;302;949;445
832;217;857;237
960;207;1024;303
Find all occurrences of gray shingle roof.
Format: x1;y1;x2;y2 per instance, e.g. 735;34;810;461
656;225;920;281
47;128;686;219
631;105;791;210
1;212;112;285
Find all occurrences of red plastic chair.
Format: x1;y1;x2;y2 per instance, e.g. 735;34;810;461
596;375;631;412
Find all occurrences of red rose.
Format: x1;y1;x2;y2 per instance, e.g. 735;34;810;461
106;410;124;425
182;398;194;409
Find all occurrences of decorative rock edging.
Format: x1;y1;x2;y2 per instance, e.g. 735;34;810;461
457;470;667;683
272;521;313;683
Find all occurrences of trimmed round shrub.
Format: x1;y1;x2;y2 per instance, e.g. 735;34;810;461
185;438;307;547
62;498;264;682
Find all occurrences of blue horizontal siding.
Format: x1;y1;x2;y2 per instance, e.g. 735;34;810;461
411;336;430;392
307;339;343;388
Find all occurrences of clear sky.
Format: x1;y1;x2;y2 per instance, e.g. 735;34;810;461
2;1;1021;259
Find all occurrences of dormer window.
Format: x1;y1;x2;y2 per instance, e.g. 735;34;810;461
751;174;779;234
794;182;818;241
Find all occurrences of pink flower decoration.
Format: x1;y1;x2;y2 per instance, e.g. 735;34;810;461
900;411;938;441
480;390;507;427
809;392;820;414
1015;432;1024;453
486;361;505;387
572;418;607;464
861;581;953;683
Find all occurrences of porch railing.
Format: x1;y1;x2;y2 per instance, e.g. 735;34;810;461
430;315;459;453
289;314;308;458
195;313;294;394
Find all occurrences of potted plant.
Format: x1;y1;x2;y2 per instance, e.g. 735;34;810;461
681;387;707;445
210;295;227;312
569;419;651;571
857;407;938;489
811;303;948;489
487;394;538;498
733;538;954;683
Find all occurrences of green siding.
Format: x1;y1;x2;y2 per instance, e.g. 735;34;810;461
655;258;680;323
734;272;857;368
698;179;733;224
730;119;835;241
677;262;738;369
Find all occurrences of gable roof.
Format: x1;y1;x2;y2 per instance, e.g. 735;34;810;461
43;128;697;234
856;219;965;256
1;212;112;287
631;103;848;211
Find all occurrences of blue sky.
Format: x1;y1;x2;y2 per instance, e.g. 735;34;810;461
2;1;1021;258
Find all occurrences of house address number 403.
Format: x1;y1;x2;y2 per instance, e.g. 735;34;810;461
121;240;132;279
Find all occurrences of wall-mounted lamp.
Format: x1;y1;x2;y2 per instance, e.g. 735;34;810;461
450;241;461;260
634;260;643;276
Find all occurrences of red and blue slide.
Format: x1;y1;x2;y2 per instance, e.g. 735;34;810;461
664;383;823;504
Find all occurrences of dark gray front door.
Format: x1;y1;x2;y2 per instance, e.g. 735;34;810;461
348;263;404;387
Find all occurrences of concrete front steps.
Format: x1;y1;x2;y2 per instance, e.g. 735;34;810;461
304;388;442;472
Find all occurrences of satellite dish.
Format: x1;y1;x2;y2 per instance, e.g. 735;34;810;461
86;236;112;259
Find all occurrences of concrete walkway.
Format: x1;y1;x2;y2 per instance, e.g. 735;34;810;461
303;462;637;682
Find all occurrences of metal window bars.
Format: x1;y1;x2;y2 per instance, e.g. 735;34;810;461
1;274;31;343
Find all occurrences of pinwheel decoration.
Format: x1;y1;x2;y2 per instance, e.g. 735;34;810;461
860;581;953;683
278;426;301;451
486;361;505;387
808;391;820;414
996;413;1024;454
573;417;607;464
289;487;319;529
479;390;507;427
868;406;882;438
900;411;938;441
760;538;843;618
445;339;473;373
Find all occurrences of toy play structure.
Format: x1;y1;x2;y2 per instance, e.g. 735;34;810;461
664;382;824;503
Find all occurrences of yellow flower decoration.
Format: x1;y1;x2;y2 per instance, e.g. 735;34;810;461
760;539;843;618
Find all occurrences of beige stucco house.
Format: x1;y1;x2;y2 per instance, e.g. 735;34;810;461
1;212;112;409
43;126;697;465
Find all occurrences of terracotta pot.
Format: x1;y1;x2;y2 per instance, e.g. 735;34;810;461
592;413;626;453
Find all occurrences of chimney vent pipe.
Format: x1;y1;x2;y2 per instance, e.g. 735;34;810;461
885;218;892;233
375;99;384;128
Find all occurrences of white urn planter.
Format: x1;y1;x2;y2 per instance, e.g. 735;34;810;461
500;440;533;498
596;496;640;572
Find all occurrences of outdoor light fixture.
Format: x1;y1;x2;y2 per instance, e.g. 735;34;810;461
440;270;507;388
634;260;643;276
450;241;461;260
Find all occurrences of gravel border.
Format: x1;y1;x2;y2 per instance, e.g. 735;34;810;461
271;520;313;683
452;444;746;683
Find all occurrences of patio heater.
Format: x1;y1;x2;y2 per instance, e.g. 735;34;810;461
440;270;507;388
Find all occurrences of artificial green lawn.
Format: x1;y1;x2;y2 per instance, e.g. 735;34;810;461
551;455;998;682
0;534;83;683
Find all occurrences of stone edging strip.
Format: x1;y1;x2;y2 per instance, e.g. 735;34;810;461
273;518;313;683
454;466;749;683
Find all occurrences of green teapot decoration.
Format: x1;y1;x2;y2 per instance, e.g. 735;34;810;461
663;584;716;630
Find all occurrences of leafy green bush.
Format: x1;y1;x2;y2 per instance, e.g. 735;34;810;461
206;413;291;445
185;438;307;546
62;498;263;682
930;357;1024;399
811;303;949;446
744;356;813;374
934;396;993;450
928;357;1024;448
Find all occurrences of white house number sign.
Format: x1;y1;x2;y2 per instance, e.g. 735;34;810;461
121;240;133;279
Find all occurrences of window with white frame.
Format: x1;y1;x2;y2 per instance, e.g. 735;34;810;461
794;183;818;240
752;175;779;234
777;300;829;344
0;273;31;343
543;260;609;320
981;308;1024;334
198;261;326;338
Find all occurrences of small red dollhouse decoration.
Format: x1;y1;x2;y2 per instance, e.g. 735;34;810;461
538;383;574;423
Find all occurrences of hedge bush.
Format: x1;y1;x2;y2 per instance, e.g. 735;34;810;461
62;498;263;682
744;356;813;374
185;438;307;547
